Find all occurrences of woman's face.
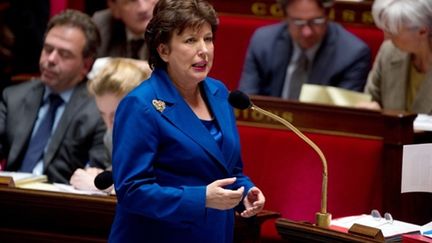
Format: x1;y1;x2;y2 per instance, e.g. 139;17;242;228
157;22;214;87
95;93;123;130
385;26;426;53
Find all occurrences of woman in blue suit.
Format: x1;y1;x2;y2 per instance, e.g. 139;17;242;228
108;0;266;242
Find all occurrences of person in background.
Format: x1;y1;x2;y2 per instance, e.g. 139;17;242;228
360;0;432;113
70;57;150;192
0;0;13;92
108;0;265;242
93;0;158;60
0;10;109;183
238;0;371;100
3;0;49;76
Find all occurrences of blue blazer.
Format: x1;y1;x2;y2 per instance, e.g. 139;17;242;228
238;22;371;97
109;69;255;243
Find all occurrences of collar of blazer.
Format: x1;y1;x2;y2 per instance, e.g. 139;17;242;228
9;81;45;167
11;81;92;168
149;68;236;172
413;70;432;113
43;81;91;166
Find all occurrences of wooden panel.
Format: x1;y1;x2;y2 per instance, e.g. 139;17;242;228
276;218;384;243
0;187;278;242
209;0;375;26
235;96;431;225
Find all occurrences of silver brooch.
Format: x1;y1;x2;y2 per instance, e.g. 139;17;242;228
152;99;166;113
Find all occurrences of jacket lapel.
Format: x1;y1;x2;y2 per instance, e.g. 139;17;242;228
43;82;89;166
203;83;236;169
309;23;337;84
272;24;293;96
387;49;409;109
151;69;229;171
9;82;44;165
413;70;432;113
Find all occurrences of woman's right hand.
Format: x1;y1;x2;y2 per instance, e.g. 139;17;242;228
205;177;244;210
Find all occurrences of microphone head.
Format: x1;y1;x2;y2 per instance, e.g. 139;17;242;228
228;90;252;110
94;170;113;190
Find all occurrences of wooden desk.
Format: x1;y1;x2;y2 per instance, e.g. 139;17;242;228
276;218;383;243
0;187;114;242
0;186;279;242
209;0;375;26
237;96;431;226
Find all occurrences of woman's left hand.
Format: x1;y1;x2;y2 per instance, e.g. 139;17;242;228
240;187;265;218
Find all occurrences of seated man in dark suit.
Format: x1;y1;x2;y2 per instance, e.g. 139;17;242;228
238;0;371;100
0;9;110;183
92;0;157;60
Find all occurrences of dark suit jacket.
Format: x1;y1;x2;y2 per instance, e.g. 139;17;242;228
109;69;254;243
92;9;147;60
0;80;110;183
239;22;371;97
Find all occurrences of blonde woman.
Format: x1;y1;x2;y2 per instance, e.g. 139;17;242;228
70;58;150;191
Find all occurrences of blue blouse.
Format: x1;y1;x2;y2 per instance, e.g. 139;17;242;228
201;119;223;148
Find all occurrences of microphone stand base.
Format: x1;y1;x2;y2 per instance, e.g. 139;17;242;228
316;212;332;228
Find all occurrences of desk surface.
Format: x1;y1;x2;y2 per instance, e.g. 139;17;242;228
237;97;431;225
0;186;279;243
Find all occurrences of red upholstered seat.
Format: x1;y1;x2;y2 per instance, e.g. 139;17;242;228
343;24;384;66
210;15;279;90
238;125;384;241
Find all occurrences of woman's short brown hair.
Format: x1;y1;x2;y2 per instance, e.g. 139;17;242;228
145;0;218;70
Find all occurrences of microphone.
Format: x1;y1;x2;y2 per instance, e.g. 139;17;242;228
229;90;331;227
94;170;113;190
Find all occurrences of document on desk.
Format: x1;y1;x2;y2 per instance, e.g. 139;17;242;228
413;114;432;131
13;182;110;196
0;171;47;186
401;143;432;193
422;221;432;238
331;214;421;240
53;183;109;196
299;84;372;107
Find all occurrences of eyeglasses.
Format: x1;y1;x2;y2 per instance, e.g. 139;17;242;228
288;17;327;28
371;209;394;226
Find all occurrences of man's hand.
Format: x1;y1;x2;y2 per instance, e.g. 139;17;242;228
70;167;103;191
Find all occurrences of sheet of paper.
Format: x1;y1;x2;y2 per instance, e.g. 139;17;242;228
0;171;47;185
0;171;40;181
402;143;432;193
18;182;62;192
422;221;432;238
10;181;110;196
331;214;421;238
299;84;371;107
414;114;432;131
53;183;109;196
